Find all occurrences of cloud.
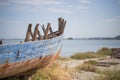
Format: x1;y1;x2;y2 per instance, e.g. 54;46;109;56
0;0;73;14
78;6;89;12
47;8;72;14
0;0;62;7
13;0;62;6
80;0;91;5
78;0;93;12
102;16;120;23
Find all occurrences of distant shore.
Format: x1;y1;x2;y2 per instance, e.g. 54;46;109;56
65;35;120;40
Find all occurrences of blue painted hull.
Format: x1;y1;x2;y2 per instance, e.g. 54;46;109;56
0;34;63;78
0;35;62;64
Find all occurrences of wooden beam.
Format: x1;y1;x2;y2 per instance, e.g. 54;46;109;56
47;31;59;38
42;24;53;34
58;18;67;34
42;25;46;34
24;18;66;41
49;26;53;34
32;24;44;41
58;18;63;32
62;20;66;33
24;24;33;42
44;23;51;39
33;24;40;41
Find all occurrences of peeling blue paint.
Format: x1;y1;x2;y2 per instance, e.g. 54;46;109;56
0;35;63;64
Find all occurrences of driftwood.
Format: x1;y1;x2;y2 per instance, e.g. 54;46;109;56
24;18;66;42
111;48;120;59
96;62;119;67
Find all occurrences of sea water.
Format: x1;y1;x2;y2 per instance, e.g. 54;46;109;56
61;40;120;57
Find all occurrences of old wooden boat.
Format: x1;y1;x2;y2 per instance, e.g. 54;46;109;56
0;18;66;78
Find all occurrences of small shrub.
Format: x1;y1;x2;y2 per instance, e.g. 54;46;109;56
97;47;112;55
70;52;101;59
70;47;112;59
84;60;98;65
76;63;97;72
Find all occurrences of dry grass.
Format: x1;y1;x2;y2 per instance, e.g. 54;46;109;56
57;56;70;60
2;63;71;80
76;60;97;72
95;70;120;80
97;47;112;56
70;51;101;59
31;63;71;80
70;47;112;59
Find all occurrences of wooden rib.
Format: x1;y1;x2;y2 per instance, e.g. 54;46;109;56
49;26;53;34
42;25;46;34
44;23;51;39
58;18;64;34
24;24;33;42
33;24;42;41
24;18;66;41
47;31;59;38
62;20;66;34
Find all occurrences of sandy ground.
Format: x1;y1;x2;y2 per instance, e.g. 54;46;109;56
55;56;120;80
56;58;102;68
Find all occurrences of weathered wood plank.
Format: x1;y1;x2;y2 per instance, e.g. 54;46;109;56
44;23;51;39
111;48;120;58
24;18;66;41
0;34;63;65
32;24;42;41
58;18;66;34
42;25;46;34
24;24;33;42
62;20;66;32
47;31;60;39
50;26;53;34
58;18;63;34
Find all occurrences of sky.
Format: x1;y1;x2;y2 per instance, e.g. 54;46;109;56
0;0;120;39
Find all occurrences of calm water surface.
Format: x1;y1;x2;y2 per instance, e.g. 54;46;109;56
61;40;120;57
